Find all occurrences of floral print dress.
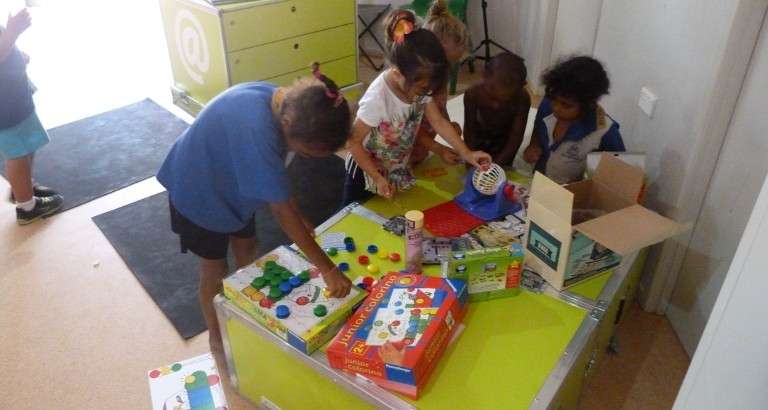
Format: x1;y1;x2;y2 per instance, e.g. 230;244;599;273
355;72;430;195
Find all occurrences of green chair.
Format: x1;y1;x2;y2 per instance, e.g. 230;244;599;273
403;0;475;95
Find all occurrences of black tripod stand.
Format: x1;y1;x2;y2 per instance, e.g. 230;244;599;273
472;0;512;61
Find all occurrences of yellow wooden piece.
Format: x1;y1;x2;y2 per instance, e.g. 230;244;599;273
228;24;356;84
220;0;355;52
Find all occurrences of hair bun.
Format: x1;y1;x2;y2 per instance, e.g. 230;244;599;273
428;0;449;18
385;10;416;43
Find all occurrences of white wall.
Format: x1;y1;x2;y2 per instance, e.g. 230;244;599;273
672;174;768;409
550;0;603;60
666;15;768;355
586;0;767;322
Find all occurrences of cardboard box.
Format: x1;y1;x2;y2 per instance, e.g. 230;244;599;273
326;273;468;399
443;243;524;301
525;154;686;290
223;247;367;354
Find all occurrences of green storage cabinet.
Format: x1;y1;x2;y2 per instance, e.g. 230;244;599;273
158;0;361;116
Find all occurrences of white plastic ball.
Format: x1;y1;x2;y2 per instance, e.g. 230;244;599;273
472;163;506;195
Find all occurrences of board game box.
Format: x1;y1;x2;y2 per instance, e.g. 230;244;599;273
326;273;468;399
223;247;367;354
444;242;524;301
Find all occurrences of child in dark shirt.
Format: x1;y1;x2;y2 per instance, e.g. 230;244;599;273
463;52;531;167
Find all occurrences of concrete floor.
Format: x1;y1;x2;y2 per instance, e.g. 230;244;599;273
0;1;689;409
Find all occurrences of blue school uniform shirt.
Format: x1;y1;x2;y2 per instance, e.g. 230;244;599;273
533;97;625;184
157;82;291;233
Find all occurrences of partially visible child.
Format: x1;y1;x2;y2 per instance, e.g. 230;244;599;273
523;56;625;184
157;67;353;354
344;10;489;205
410;0;467;164
463;52;531;167
1;9;63;225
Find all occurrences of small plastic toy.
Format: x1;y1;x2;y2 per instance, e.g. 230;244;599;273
251;277;267;289
279;281;293;294
362;276;375;287
298;270;310;282
358;255;370;265
377;250;389;260
276;305;290;319
326;247;338;257
345;242;356;252
338;262;350;272
454;163;522;221
289;276;302;288
314;305;327;317
367;264;380;274
383;215;407;236
367;244;379;254
269;287;283;300
389;252;401;262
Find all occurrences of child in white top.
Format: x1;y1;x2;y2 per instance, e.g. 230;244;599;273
342;10;489;205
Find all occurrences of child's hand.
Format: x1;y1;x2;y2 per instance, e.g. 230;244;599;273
7;9;32;38
463;151;492;170
523;143;542;164
322;267;352;298
375;175;395;199
437;145;460;165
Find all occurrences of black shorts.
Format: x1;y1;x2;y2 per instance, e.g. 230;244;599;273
169;200;256;260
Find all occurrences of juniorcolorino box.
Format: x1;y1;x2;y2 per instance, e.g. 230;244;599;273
326;273;468;399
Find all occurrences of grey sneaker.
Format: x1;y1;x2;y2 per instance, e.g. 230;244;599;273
16;194;64;225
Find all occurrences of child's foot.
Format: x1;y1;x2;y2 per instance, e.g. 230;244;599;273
16;194;64;225
9;184;59;202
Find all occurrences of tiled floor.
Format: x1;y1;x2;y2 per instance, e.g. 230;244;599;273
0;2;689;409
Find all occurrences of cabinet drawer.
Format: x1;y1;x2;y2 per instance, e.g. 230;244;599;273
264;55;357;88
222;0;354;52
228;24;355;84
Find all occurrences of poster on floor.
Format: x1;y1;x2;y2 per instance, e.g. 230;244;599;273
147;352;228;410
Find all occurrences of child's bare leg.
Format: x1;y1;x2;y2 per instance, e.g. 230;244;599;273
230;236;258;269
5;155;34;202
199;257;228;352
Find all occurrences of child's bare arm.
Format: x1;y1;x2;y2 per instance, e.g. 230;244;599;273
348;118;394;197
425;100;490;168
0;10;31;62
270;201;352;297
496;94;532;165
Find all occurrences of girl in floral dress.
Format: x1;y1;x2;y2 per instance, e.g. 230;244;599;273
342;10;489;206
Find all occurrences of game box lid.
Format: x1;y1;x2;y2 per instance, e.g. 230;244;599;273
326;273;468;398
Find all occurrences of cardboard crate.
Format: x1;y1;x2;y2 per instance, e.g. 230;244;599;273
326;273;468;399
525;154;686;290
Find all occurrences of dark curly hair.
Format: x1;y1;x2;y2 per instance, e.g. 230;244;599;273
280;67;351;153
541;56;610;111
383;9;449;95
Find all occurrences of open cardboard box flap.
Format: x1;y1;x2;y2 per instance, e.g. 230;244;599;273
574;204;687;255
531;171;573;222
594;153;645;203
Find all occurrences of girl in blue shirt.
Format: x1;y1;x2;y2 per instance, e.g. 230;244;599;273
157;67;352;353
523;56;625;184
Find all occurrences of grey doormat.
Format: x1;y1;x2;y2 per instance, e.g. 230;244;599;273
1;99;189;211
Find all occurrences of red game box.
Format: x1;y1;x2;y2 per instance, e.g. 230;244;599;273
326;273;468;399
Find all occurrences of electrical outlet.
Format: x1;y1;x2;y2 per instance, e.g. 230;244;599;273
638;87;658;118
